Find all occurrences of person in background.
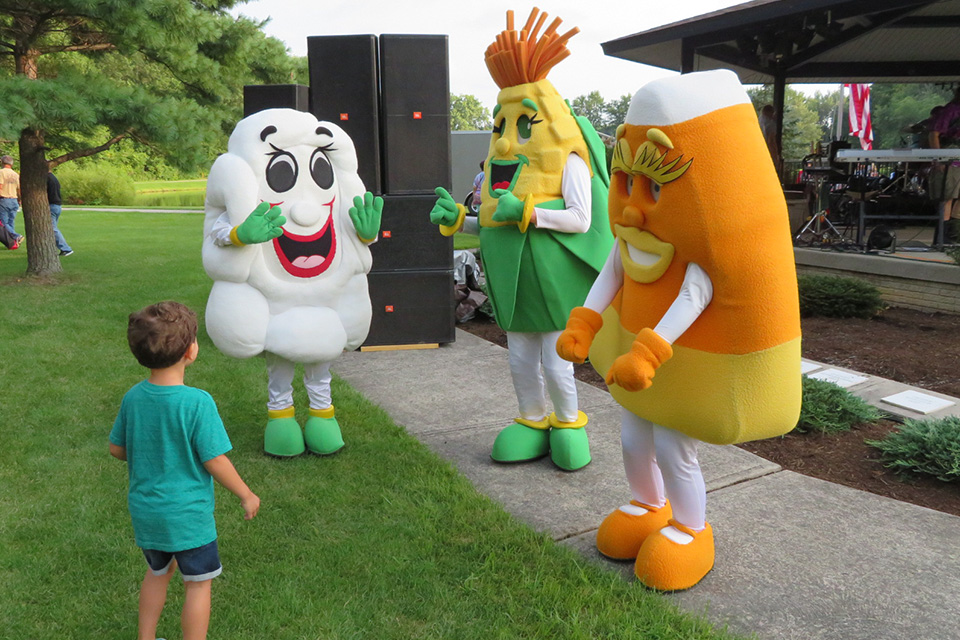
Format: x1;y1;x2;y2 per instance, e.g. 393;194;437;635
0;220;19;250
470;160;484;213
47;171;73;256
928;86;960;243
758;104;782;175
0;155;23;244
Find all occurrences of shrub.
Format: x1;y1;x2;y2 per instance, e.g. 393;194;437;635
867;416;960;482
798;274;884;318
56;163;136;206
795;376;881;434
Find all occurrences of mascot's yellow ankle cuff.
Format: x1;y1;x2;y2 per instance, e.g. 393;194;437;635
309;405;336;419
515;416;550;430
268;406;295;419
439;205;466;237
549;410;588;429
229;226;246;247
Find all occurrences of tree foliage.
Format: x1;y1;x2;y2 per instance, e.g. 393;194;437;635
0;0;294;276
450;94;491;131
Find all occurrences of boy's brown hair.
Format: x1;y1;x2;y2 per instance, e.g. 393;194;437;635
128;301;198;369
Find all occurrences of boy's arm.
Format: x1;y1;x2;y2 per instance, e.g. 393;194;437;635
109;442;127;461
203;454;260;520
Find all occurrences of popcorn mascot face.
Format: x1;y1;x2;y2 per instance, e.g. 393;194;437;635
203;108;380;458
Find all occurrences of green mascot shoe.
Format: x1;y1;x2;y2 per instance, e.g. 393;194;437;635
491;417;550;463
264;407;305;457
304;406;345;456
548;411;591;471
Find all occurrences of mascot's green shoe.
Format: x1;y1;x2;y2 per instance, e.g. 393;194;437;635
548;411;591;471
491;417;550;463
264;407;305;457
304;406;345;455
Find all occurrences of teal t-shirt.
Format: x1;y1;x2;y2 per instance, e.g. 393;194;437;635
110;381;232;552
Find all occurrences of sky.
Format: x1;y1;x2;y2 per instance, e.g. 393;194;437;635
233;0;841;108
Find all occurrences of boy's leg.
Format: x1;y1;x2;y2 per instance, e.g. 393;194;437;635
138;557;176;640
182;579;212;640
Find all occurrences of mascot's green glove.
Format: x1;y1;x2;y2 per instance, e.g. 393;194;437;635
349;192;383;243
232;202;285;246
430;187;465;236
492;189;534;232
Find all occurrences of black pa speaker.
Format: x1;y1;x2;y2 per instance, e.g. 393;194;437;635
369;195;453;273
379;34;451;194
363;270;456;347
308;35;382;195
243;84;310;118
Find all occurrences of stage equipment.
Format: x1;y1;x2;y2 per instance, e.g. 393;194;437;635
243;85;310;117
835;148;960;248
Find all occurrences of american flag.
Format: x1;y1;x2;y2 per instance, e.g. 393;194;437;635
846;84;873;150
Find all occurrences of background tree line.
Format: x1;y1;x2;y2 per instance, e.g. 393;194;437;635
2;1;953;277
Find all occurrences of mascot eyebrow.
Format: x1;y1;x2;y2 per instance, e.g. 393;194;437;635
260;126;277;142
611;127;692;185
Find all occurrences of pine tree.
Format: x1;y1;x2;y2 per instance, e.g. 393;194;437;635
0;0;293;275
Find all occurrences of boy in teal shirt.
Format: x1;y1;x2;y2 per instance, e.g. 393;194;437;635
110;301;259;640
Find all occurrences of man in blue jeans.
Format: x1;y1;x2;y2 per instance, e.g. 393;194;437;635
0;155;23;244
48;171;73;256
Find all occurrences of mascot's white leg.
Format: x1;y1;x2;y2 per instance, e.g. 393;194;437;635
540;330;590;471
505;331;548;421
652;423;706;533
205;281;269;358
302;360;343;456
303;361;333;410
265;353;296;411
263;352;305;457
621;411;666;508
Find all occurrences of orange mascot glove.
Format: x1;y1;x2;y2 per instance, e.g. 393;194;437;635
556;306;604;364
605;328;673;391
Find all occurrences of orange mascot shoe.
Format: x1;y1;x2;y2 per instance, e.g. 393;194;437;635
634;520;715;591
596;500;672;560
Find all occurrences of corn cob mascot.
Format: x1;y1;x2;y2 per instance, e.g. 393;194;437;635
557;70;801;590
431;8;613;471
203;109;382;458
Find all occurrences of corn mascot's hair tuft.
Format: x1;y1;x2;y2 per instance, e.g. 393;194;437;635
484;7;580;89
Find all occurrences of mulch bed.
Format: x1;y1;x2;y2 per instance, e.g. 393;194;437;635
458;307;960;517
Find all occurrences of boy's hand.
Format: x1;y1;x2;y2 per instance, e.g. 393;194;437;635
241;492;260;520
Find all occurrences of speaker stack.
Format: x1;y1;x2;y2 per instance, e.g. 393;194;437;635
242;84;310;117
307;34;455;348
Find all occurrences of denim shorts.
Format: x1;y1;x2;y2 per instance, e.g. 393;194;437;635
142;539;222;582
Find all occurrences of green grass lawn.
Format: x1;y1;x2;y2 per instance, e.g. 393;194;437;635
0;212;743;640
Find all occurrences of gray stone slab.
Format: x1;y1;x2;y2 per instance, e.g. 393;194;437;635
334;335;612;435
333;329;505;377
419;407;779;539
853;379;960;420
568;471;960;640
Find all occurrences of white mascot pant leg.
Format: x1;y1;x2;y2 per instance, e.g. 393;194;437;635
506;331;579;423
265;353;333;411
621;409;706;531
303;361;333;410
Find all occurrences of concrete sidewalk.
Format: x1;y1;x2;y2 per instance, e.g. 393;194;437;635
332;330;960;640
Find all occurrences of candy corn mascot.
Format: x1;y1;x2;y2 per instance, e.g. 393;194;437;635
203;109;382;457
557;70;801;590
431;9;613;471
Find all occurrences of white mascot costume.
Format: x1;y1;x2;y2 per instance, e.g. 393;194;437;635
203;108;382;457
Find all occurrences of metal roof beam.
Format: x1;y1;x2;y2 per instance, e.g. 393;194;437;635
788;60;960;78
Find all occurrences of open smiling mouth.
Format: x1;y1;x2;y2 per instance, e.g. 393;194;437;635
487;159;525;196
272;199;337;278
